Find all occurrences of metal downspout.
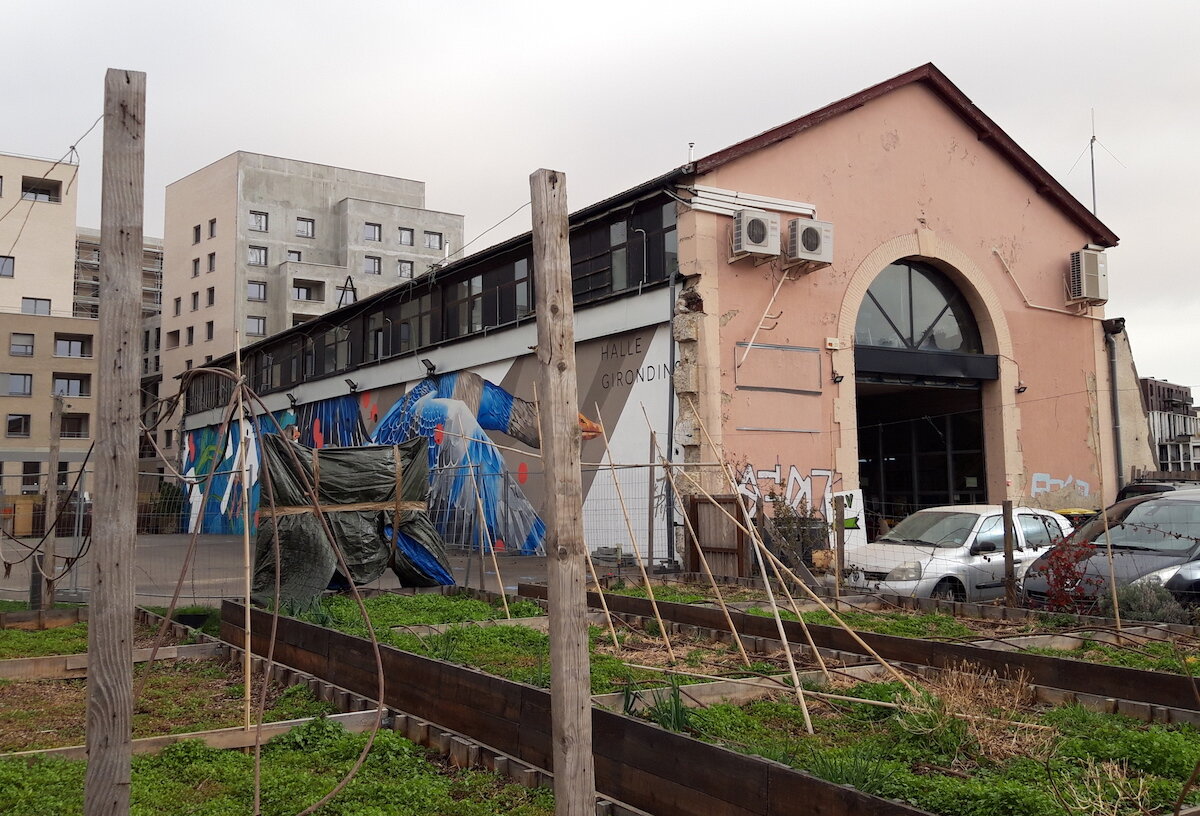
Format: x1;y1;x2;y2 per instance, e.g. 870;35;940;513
665;271;678;564
1103;319;1126;490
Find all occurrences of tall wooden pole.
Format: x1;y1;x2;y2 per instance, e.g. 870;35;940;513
86;67;145;816
1002;499;1017;607
41;393;64;609
530;168;595;816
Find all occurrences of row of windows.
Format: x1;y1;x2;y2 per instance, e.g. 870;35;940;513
165;322;215;348
186;195;678;411
192;219;218;244
173;288;217;315
6;372;91;397
5;413;89;438
8;333;93;357
191;252;218;277
245;210;442;250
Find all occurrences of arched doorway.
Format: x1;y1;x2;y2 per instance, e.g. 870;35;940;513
854;260;999;532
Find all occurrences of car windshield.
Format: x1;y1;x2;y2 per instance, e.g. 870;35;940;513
1081;498;1200;553
879;511;981;548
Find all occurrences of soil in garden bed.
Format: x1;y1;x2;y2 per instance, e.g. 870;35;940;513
0;717;555;816
0;658;335;752
640;663;1200;815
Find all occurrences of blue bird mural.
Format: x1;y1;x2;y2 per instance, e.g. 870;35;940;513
371;371;600;556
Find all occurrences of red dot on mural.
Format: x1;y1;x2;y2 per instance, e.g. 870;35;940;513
517;461;529;485
434;424;444;445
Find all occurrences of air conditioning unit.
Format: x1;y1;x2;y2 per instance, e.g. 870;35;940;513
733;209;780;256
786;218;834;265
1067;247;1108;303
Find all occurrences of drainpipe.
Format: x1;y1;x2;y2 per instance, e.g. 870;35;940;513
1102;317;1126;490
665;269;678;565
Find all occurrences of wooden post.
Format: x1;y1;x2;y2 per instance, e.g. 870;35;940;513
41;393;64;609
86;67;145;816
1002;499;1016;607
530;168;595;816
834;496;845;599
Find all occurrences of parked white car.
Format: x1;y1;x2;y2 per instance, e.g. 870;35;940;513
839;505;1073;602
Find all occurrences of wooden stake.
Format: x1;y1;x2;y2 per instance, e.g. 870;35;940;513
585;548;621;650
595;403;674;662
233;340;253;733
834;495;845;599
86;67;145;816
42;394;64;610
760;543;832;684
465;454;510;618
1002;499;1017;607
530;168;594;815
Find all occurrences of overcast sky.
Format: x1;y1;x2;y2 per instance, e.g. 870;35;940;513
4;1;1198;388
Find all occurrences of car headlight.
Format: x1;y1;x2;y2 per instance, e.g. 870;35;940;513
1132;565;1181;586
886;561;923;581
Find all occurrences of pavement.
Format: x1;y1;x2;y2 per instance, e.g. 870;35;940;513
0;533;549;607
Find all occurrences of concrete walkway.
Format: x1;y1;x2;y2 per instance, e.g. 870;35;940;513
0;533;548;607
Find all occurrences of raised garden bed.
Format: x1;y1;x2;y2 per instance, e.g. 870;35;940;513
0;658;335;753
0;717;556;816
622;666;1200;816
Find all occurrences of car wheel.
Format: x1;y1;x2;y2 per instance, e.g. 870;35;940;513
930;579;965;602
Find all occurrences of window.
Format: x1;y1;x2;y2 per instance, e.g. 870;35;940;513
21;177;61;203
246;316;266;336
207;252;215;272
206;287;215;306
60;414;89;439
363;255;382;275
164;429;173;448
165;330;180;349
192;224;201;244
9;333;33;356
142;330;150;354
173;297;181;316
247;281;267;301
6;414;30;437
204;355;212;363
296;217;314;238
423;231;443;250
398;259;414;278
185;326;194;345
54;334;92;357
184;359;192;370
398;228;414;246
249;211;269;232
248;245;267;266
191;258;200;277
208;218;216;238
190;291;199;311
336;286;357;305
287;250;301;262
292;284;317;301
21;297;50;315
21;462;39;495
53;374;90;397
56;462;68;488
363;222;382;242
0;255;12;277
855;260;984;354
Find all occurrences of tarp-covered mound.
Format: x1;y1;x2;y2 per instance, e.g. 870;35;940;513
252;434;454;608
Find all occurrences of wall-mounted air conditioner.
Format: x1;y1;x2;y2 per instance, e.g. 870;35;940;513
786;218;834;265
1067;247;1108;304
733;209;780;256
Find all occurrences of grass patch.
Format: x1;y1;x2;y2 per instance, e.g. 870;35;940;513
668;675;1200;816
301;592;542;636
606;581;768;605
0;717;555;815
0;623;89;659
1025;638;1200;676
741;607;977;640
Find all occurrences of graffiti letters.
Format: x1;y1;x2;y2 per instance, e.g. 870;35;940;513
736;464;838;516
1031;472;1091;498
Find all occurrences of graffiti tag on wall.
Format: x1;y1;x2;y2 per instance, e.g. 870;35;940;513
1030;472;1091;498
736;464;838;515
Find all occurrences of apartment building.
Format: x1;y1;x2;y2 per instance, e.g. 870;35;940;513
1140;378;1197;471
159;152;463;460
1;152;92;498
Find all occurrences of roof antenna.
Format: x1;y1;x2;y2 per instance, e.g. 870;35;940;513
688;142;695;164
1089;109;1097;216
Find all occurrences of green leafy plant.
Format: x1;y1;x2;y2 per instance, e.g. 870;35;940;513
1099;582;1193;624
804;745;896;795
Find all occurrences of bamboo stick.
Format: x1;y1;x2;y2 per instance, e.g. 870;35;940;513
594;404;675;663
585;549;621;650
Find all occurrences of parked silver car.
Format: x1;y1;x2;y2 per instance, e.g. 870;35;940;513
839;505;1073;601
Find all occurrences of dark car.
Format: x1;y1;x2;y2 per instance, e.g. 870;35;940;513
1021;489;1200;608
